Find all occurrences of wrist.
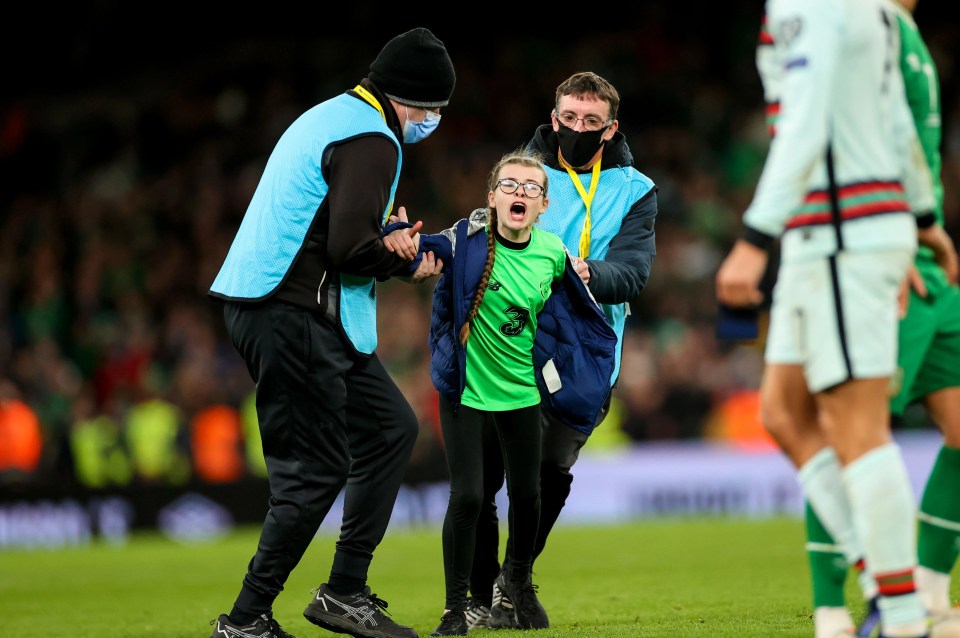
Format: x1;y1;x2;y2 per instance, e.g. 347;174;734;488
742;227;775;251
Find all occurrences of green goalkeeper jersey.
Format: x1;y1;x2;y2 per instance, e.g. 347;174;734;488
896;4;948;292
460;227;566;412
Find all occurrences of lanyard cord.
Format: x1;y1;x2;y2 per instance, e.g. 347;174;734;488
352;85;396;224
560;158;602;259
353;84;386;121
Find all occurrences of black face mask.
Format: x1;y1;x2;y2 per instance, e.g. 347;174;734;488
556;124;607;168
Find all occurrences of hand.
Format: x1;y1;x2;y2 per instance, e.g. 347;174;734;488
917;224;959;283
573;256;590;284
715;239;768;308
384;206;422;261
906;263;927;297
898;265;926;318
409;251;443;283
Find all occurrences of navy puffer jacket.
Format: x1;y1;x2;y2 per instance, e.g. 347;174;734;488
409;208;618;434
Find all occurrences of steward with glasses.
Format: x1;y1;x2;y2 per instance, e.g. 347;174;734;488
465;72;659;629
390;149;616;635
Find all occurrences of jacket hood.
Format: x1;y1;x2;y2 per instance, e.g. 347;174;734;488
466;208;490;236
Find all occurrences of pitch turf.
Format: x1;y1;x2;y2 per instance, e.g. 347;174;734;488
3;517;957;637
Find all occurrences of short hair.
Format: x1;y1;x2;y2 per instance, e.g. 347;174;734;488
554;71;620;121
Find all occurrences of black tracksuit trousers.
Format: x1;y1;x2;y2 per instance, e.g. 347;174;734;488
223;300;419;618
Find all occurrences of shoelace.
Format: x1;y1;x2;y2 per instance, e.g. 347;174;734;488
515;583;543;615
263;614;286;637
365;591;393;617
439;611;465;628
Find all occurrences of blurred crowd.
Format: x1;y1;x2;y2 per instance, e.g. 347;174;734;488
1;5;958;488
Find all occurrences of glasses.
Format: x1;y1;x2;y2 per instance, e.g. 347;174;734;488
553;110;611;131
496;179;544;198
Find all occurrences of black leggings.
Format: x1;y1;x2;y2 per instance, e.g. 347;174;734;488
438;396;542;612
470;395;607;605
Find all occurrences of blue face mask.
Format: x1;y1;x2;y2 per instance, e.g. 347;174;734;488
402;106;441;144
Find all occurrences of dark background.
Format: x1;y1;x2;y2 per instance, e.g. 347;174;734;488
1;1;957;488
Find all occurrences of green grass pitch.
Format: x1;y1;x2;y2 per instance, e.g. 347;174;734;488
3;517;958;637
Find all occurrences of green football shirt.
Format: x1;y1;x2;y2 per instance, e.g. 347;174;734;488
460;227;567;412
897;7;947;291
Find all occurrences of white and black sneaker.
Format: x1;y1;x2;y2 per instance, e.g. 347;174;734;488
304;583;418;638
491;571;548;630
209;613;296;638
488;573;519;630
463;599;491;630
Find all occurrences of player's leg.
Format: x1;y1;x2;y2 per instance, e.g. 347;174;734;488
805;502;858;638
813;250;927;638
891;285;960;625
918;387;960;614
763;260;872;637
760;362;862;637
914;303;960;629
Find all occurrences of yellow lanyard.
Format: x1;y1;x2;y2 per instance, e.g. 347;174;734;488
353;84;386;121
352;85;395;225
560;158;602;259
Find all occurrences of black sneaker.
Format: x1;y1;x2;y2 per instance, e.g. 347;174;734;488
304;583;418;638
209;613;297;638
487;572;519;630
430;610;468;636
498;574;549;630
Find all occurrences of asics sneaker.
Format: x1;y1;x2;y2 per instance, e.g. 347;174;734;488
209;613;296;638
304;583;418;638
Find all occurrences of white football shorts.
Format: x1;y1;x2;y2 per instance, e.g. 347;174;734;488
765;249;913;393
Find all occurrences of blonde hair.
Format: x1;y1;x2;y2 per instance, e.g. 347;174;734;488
459;148;548;346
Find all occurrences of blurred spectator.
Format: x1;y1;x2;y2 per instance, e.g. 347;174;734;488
125;396;190;484
0;380;43;480
190;404;244;483
69;385;132;488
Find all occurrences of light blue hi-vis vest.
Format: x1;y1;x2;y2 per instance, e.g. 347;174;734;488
538;164;654;384
209;93;402;355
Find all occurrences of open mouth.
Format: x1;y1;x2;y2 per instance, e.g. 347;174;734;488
509;201;526;220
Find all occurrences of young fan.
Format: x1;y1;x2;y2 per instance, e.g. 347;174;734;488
390;149;616;635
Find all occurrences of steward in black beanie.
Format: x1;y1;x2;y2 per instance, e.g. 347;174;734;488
207;24;457;638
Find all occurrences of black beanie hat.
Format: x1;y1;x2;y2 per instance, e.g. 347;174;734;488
369;27;456;109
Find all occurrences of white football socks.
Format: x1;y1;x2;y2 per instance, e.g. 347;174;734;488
843;443;926;636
